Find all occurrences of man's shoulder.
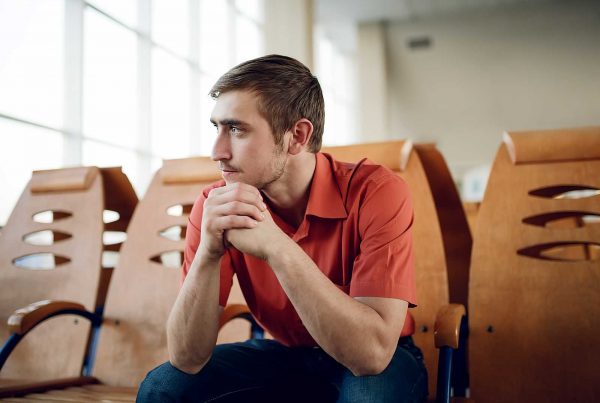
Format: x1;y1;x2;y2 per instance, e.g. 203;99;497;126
326;153;405;193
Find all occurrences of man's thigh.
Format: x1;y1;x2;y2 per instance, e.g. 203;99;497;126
136;339;301;403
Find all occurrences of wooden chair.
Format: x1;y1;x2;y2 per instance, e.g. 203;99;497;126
322;141;472;400
0;157;238;400
469;127;600;402
92;156;240;388
0;166;137;384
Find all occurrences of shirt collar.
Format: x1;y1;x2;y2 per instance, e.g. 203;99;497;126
304;153;348;219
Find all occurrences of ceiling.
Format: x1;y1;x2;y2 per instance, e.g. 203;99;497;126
315;0;560;24
314;0;563;52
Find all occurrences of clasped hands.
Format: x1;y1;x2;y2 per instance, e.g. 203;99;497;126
199;182;288;262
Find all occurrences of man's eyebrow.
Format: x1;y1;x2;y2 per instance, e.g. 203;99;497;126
210;118;249;127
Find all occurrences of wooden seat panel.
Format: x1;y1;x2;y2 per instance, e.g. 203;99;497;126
469;127;600;402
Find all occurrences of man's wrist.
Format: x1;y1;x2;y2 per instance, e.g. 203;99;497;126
193;247;223;269
265;236;295;267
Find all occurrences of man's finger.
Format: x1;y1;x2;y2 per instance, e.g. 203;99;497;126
212;201;266;222
208;186;266;211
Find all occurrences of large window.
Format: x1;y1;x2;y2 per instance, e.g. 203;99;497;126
0;0;265;225
315;30;358;146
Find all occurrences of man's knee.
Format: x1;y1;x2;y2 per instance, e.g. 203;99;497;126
336;342;428;403
338;370;427;403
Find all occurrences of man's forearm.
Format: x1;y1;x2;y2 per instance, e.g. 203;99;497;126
167;254;222;374
267;239;400;376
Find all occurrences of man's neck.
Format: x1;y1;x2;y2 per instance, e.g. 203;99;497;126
262;152;317;229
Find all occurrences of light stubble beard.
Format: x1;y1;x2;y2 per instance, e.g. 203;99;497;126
224;146;288;190
257;147;288;190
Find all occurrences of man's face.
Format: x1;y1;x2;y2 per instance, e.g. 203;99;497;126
210;90;288;188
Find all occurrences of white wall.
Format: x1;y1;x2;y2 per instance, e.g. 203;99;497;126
379;0;600;178
264;0;314;69
358;22;388;140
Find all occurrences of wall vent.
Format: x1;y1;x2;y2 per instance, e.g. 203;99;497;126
407;36;432;50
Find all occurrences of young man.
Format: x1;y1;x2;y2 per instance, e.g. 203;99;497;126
137;55;427;402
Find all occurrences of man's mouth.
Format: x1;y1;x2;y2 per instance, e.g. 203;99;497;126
219;163;239;173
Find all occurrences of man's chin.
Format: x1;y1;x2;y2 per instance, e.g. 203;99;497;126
223;175;245;185
224;176;264;190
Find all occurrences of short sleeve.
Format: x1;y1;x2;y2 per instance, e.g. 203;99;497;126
349;174;417;307
181;191;235;307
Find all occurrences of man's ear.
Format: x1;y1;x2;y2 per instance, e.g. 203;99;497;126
287;118;314;155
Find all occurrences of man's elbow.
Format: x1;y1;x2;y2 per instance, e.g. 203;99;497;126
350;361;387;377
167;338;211;375
169;353;210;375
348;346;393;377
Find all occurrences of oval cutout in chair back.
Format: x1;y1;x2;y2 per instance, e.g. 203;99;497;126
166;204;193;217
150;250;184;268
529;185;600;199
522;211;600;228
158;225;187;241
13;253;71;270
103;231;127;245
102;251;120;269
23;230;72;245
32;210;72;224
517;242;600;262
103;210;120;224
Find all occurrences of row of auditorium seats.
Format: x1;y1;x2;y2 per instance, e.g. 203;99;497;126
0;126;598;402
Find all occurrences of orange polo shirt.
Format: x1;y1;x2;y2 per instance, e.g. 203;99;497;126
183;152;417;347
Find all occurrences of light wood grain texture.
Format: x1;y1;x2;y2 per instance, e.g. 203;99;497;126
0;166;137;383
160;156;221;184
462;202;480;237
469;127;600;402
29;167;97;194
0;376;98;399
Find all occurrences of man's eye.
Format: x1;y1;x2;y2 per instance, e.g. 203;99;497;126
230;127;241;134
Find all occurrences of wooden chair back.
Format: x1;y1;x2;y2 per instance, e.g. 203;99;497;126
322;141;472;398
469;127;600;402
93;143;472;394
92;157;241;386
0;167;137;382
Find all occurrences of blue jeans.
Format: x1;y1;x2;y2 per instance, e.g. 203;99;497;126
137;337;427;403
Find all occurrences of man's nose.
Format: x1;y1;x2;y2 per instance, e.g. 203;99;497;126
211;132;232;162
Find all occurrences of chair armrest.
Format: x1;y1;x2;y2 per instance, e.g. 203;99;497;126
218;303;253;329
1;300;101;374
434;303;466;349
219;304;264;340
8;300;91;335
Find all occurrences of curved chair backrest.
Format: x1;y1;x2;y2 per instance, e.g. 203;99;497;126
469;127;600;402
0;166;137;381
93;157;231;386
322;141;472;398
